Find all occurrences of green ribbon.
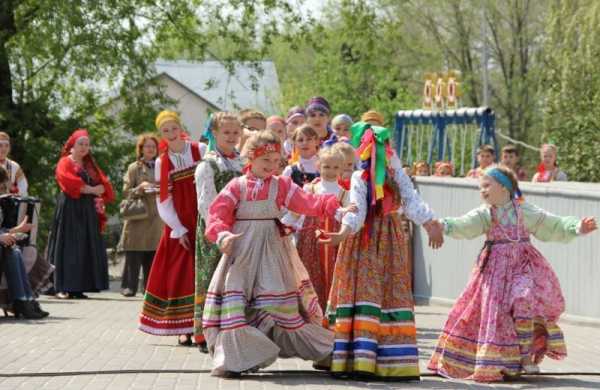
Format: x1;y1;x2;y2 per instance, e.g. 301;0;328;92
350;121;391;198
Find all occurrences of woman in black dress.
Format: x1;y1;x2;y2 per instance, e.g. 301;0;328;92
47;129;114;299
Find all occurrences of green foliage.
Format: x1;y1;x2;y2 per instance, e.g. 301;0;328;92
541;0;600;182
0;0;308;248
271;0;417;133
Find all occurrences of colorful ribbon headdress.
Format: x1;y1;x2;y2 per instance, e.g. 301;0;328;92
350;121;394;203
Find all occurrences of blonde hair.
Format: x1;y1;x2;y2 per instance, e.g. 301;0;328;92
541;143;558;155
0;132;9;142
239;109;266;125
331;142;355;160
241;130;282;160
135;133;160;160
291;124;319;142
318;147;344;163
212;112;241;132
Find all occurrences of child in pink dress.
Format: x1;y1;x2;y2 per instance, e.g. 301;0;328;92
428;165;597;382
202;131;342;377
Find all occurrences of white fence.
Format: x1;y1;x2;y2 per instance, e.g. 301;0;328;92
413;177;600;324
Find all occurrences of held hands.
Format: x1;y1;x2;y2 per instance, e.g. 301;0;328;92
422;219;444;249
339;203;358;216
318;224;351;246
580;217;597;235
10;216;33;234
178;234;191;252
93;185;106;196
136;181;153;193
0;233;16;247
218;232;244;255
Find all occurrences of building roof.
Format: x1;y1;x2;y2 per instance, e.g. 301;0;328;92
155;60;281;114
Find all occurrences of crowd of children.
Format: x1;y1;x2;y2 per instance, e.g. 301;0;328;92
136;96;596;383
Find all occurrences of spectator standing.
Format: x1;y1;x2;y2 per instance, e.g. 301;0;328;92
532;144;568;182
118;134;163;297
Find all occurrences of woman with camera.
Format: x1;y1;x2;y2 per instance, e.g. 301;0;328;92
118;134;163;297
47;129;114;299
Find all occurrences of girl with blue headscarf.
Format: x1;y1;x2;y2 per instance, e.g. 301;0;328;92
428;165;597;382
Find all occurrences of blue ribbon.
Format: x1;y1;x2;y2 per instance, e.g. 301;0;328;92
485;167;513;193
202;113;216;151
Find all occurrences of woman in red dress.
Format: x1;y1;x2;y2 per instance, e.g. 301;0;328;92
139;111;206;346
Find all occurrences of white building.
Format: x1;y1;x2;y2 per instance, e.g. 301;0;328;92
153;60;281;139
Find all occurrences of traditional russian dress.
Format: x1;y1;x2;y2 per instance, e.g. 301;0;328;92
202;173;339;375
295;178;348;310
282;156;319;187
48;139;114;295
192;150;242;344
327;159;434;380
428;200;582;382
139;141;206;336
0;158;28;195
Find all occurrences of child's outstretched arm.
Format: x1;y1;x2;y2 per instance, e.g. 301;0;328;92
441;205;491;240
523;202;596;242
390;156;434;225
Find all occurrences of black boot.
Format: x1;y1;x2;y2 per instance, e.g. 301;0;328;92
31;301;49;318
13;300;45;319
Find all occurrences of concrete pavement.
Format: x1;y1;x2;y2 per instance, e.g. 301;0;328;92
1;283;599;389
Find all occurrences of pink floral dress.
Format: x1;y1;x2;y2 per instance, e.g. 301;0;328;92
428;200;581;382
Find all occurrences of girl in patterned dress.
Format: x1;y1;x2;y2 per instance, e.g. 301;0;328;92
193;112;243;352
428;165;596;382
202;131;343;377
322;122;444;381
139;111;207;346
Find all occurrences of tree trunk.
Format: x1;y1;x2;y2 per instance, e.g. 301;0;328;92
0;0;15;115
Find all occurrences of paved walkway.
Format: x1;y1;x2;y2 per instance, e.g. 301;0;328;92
1;283;599;389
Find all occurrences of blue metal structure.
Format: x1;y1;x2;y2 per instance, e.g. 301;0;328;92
394;107;497;168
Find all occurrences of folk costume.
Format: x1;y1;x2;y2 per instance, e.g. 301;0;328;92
327;122;435;380
47;129;115;295
296;178;349;310
193;138;242;344
0;156;28;195
282;155;319;187
202;142;339;375
428;169;582;382
139;111;206;336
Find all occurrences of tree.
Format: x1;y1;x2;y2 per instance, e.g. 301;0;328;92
0;0;308;245
270;0;416;128
540;0;600;182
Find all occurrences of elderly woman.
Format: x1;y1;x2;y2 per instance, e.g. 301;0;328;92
47;129;114;299
118;134;163;297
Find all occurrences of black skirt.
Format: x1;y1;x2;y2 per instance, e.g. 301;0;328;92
47;192;108;293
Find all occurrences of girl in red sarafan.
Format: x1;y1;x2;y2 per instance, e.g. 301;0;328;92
139;111;207;346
